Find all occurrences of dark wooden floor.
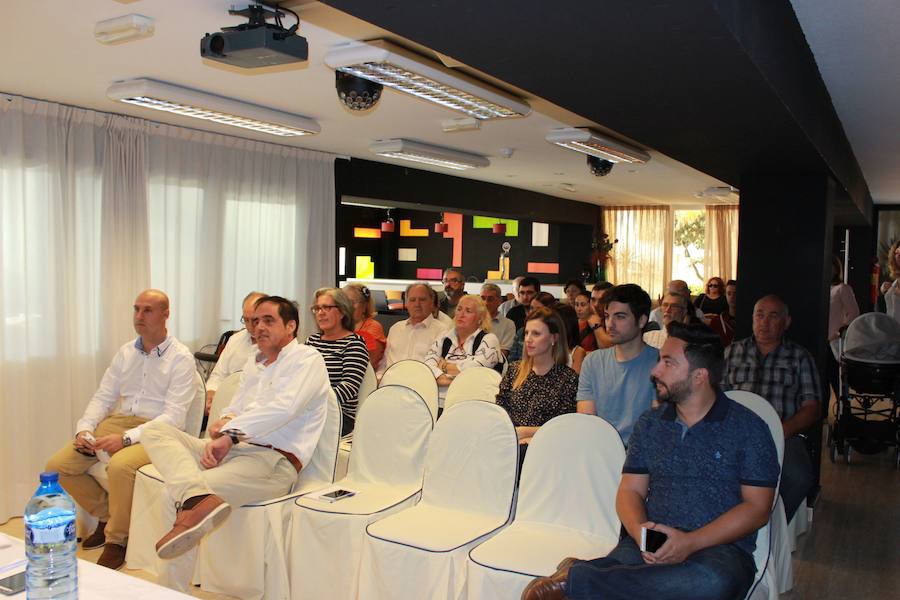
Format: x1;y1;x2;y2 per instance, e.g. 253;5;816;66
785;439;899;599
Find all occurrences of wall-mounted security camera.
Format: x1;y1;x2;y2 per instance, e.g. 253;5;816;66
587;155;614;177
336;72;382;111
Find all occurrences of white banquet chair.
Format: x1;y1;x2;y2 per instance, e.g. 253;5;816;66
379;359;439;419
335;362;378;479
466;413;625;600
726;390;786;600
358;400;519;600
443;366;502;411
80;371;204;538
125;371;238;574
288;385;433;600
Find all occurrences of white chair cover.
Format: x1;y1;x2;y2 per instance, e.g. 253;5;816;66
379;359;439;419
444;367;501;411
335;363;379;478
82;373;204;538
126;387;341;600
126;371;238;574
466;413;625;600
288;386;433;600
189;390;342;600
205;371;242;429
358;401;518;600
726;390;785;600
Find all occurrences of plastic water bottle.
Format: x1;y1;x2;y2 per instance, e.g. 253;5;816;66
23;472;77;599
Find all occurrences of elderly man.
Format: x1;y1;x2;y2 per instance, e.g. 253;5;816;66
377;282;449;377
499;276;525;317
506;276;541;331
723;294;821;521
577;284;659;444
643;291;690;349
480;283;516;355
438;267;466;318
46;289;196;570
524;323;779;600
649;280;705;325
204;291;266;413
144;295;332;562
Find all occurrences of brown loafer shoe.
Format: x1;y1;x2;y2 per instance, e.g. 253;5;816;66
155;495;231;559
97;543;126;570
82;521;107;550
521;556;578;600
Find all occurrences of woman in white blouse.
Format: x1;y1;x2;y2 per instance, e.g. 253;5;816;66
424;295;502;393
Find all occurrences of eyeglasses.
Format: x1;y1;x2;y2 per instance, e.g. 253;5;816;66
442;278;463;284
310;305;339;313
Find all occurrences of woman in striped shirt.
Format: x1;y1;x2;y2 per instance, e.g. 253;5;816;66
306;287;369;434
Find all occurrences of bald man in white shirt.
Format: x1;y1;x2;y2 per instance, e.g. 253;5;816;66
46;289;196;570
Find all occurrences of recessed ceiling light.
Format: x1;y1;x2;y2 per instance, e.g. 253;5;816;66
95;14;154;44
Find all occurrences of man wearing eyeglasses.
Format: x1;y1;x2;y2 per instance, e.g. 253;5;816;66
439;267;466;318
481;283;515;356
643;292;690;349
205;291;267;414
649;280;706;326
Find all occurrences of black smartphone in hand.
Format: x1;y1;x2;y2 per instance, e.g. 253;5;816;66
640;527;668;553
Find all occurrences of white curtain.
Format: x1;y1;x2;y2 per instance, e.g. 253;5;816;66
704;205;739;282
0;95;335;522
602;206;673;300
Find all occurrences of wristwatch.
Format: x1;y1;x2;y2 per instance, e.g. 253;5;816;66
224;430;240;445
121;433;133;447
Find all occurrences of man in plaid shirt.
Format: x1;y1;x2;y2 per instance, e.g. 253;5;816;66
722;295;821;521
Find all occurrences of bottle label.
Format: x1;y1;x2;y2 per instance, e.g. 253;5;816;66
26;521;76;545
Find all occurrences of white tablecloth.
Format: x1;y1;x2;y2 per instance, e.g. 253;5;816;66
0;533;193;598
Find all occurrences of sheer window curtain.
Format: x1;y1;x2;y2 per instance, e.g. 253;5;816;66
704;205;739;282
1;95;335;521
602;206;673;300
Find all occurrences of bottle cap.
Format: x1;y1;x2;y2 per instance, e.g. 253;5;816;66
40;471;60;483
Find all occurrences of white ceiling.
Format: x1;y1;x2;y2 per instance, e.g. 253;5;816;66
791;0;900;205
0;0;735;209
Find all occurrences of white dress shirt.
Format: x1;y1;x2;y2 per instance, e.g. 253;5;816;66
490;314;516;351
643;329;668;349
76;336;196;444
223;339;331;468
206;328;255;392
498;298;519;317
377;314;450;376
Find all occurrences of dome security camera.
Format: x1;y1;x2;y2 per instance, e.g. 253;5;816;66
587;155;614;176
335;72;382;111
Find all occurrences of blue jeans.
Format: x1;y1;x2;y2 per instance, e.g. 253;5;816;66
566;536;756;600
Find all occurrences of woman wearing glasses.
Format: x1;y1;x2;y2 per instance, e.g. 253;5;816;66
424;295;502;402
694;276;728;316
306;288;370;434
342;283;386;368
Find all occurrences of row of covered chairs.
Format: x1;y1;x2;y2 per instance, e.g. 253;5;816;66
124;363;787;600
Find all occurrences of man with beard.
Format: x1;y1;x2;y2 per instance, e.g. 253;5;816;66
576;284;658;444
438;267;466;318
523;322;779;600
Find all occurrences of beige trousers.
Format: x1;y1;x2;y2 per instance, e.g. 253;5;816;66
141;421;297;509
45;415;149;545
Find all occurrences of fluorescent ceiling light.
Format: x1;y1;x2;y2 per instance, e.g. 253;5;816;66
546;127;650;163
106;79;320;136
325;40;530;120
95;14;154;44
369;139;489;171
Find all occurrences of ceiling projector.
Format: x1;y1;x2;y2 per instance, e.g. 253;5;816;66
201;3;308;69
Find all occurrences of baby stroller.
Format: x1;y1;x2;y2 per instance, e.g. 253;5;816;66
829;312;900;467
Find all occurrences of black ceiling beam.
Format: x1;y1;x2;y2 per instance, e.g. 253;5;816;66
320;0;872;225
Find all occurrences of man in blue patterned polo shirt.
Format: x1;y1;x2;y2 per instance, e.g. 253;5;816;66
523;322;779;600
722;294;821;521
